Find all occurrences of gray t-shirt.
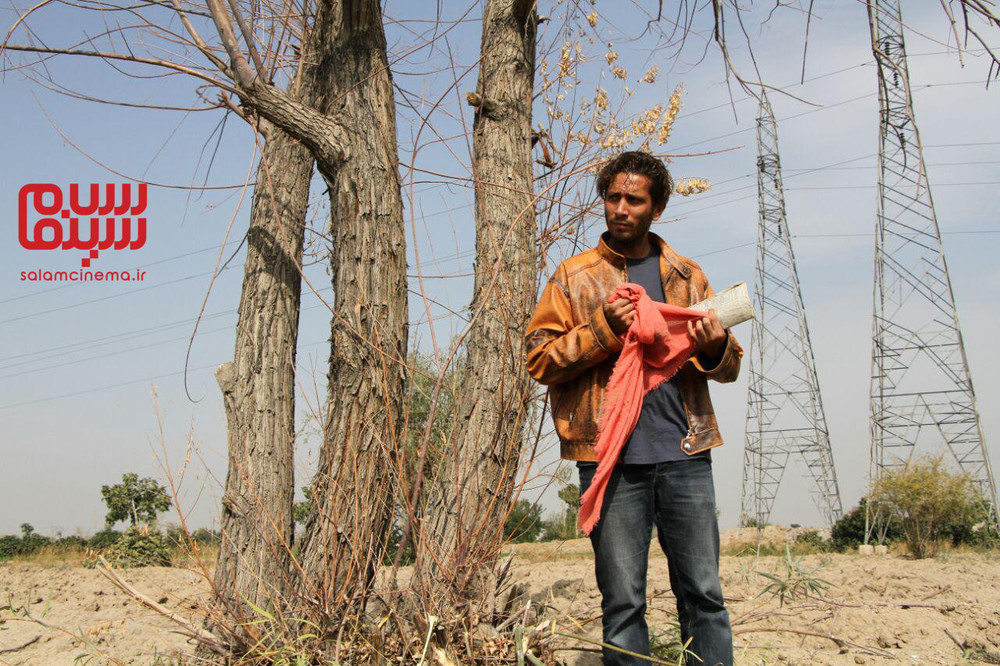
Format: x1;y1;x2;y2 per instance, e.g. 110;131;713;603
618;249;708;464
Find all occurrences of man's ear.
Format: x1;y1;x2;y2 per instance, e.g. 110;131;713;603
653;203;666;220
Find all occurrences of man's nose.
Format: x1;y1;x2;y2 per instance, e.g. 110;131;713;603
615;199;628;216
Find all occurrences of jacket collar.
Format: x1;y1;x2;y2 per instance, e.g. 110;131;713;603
597;231;692;279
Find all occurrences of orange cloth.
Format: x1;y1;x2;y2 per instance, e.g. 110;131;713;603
578;284;709;535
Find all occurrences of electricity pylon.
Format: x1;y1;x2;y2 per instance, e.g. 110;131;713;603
867;0;998;525
741;91;843;529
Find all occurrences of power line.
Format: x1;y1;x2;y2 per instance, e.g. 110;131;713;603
7;72;990;324
0;148;1000;364
4;212;993;407
5;65;996;389
0;235;770;407
790;181;1000;190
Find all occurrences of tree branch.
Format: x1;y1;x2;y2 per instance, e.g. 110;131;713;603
204;0;257;85
1;44;238;93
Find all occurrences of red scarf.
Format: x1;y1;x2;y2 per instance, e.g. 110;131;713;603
578;283;709;535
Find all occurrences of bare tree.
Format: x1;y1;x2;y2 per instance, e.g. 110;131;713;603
415;0;539;606
170;0;409;623
6;0;410;627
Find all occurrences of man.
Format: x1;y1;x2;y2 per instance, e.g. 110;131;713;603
525;151;741;665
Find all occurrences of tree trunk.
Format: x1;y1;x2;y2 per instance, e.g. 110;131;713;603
208;0;406;622
214;123;313;617
416;0;538;604
293;0;408;612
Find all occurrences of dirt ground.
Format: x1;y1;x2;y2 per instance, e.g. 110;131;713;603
1;527;998;664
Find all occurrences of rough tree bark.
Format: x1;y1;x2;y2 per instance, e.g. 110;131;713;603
417;0;538;603
206;0;407;615
214;122;313;616
291;0;408;611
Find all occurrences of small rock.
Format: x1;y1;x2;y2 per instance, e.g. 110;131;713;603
90;601;100;612
854;656;866;664
858;544;875;556
874;545;889;555
158;596;168;604
550;578;582;599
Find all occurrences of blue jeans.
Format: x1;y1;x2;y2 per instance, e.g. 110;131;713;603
579;459;732;666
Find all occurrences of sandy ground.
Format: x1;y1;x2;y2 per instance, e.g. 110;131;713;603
1;527;998;664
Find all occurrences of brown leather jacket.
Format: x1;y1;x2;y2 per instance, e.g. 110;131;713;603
525;232;743;462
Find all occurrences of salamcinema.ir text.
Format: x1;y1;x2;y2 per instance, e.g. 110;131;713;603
21;269;147;282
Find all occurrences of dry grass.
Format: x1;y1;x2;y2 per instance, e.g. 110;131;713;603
7;545;91;568
6;543;220;569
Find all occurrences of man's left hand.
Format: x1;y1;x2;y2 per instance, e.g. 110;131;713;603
687;308;727;363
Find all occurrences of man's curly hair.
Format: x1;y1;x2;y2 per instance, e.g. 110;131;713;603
595;151;674;211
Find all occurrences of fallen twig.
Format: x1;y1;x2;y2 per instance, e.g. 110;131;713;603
803;593;942;609
944;628;1000;665
733;627;896;659
921;585;951;601
946;628;966;650
95;556;226;654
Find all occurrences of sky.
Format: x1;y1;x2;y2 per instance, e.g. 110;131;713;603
1;0;998;536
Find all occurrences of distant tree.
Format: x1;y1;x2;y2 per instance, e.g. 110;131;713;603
503;499;543;544
558;483;581;539
10;523;51;556
101;473;172;528
540;482;581;542
293;486;314;525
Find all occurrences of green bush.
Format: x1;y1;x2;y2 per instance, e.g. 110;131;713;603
794;529;831;553
191;527;221;545
0;526;56;559
88;529;123;549
56;535;88;549
872;455;990;559
830;498;904;551
96;526;172;568
942;498;999;549
17;524;50;556
0;535;22;559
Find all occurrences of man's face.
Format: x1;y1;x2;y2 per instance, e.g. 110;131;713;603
603;172;664;246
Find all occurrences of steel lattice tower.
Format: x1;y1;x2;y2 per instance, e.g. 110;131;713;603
867;0;999;523
741;91;843;528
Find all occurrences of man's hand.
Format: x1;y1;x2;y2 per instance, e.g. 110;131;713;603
687;308;727;363
603;297;635;336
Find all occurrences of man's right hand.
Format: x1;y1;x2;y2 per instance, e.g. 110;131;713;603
603;297;635;336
